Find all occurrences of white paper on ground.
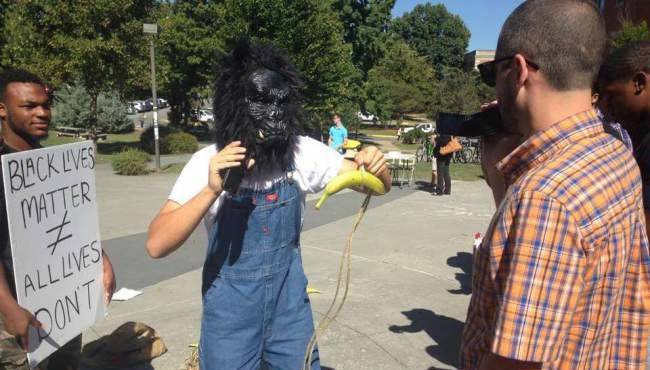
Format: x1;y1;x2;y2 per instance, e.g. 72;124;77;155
112;288;143;301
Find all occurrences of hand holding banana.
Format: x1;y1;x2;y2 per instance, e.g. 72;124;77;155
316;146;389;209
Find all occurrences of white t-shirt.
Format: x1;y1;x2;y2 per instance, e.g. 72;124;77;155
169;136;345;234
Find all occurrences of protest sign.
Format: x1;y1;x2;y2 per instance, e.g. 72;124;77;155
1;141;105;367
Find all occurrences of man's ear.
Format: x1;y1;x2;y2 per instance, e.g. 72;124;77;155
512;54;529;88
633;72;647;95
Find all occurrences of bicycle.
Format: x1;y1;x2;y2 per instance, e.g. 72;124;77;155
452;138;481;164
415;137;434;162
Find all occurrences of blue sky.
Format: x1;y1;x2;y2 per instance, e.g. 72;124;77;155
392;0;525;51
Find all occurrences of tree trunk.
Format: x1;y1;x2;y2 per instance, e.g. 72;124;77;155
89;92;99;147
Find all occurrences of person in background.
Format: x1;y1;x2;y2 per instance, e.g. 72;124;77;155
598;40;650;235
430;132;438;193
328;113;348;155
592;85;633;150
433;134;452;195
463;1;650;369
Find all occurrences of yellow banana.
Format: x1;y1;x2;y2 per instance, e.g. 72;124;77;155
306;287;321;295
315;170;386;209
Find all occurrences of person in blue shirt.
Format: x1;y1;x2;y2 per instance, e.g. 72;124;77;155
328;114;348;154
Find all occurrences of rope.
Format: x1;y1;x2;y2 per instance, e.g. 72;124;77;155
302;192;373;370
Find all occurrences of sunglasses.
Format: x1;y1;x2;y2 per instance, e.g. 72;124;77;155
478;56;540;87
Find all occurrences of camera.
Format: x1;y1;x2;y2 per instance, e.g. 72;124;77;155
436;107;503;137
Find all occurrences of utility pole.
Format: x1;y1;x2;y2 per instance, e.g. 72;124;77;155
143;23;160;170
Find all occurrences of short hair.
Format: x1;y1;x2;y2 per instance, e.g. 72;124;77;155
497;0;606;91
0;68;46;102
599;41;650;87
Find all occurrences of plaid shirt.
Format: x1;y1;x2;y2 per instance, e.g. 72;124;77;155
460;109;650;369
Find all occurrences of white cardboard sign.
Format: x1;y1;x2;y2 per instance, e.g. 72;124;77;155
1;141;105;367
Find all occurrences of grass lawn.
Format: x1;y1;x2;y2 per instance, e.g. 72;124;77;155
358;127;398;137
413;161;483;182
42;130;143;163
160;163;185;174
394;142;419;153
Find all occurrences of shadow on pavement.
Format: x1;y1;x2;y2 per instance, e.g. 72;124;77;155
446;252;473;295
414;180;435;193
389;309;464;369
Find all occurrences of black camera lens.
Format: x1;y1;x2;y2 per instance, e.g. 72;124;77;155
436;107;503;137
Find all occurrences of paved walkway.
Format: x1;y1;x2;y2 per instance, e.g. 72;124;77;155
84;158;495;370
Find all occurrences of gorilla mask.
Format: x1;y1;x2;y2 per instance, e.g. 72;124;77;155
213;39;307;174
245;68;291;147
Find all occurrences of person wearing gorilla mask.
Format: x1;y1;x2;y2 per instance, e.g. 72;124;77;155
145;39;391;370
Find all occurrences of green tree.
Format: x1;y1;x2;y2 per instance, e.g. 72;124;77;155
612;20;650;49
218;0;357;128
2;0;154;139
155;1;226;127
331;0;395;122
333;0;395;78
393;3;470;72
430;67;494;118
54;84;134;134
155;0;357;133
365;38;436;125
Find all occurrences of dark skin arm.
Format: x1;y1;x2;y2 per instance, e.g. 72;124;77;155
0;255;113;352
0;264;42;351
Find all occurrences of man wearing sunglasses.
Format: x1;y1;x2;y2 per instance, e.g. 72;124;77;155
461;1;650;370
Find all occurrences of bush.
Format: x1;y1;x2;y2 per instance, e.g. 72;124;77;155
111;148;151;176
139;125;180;154
401;128;428;144
164;132;198;154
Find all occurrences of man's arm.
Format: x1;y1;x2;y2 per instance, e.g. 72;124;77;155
146;142;248;258
338;146;391;192
0;264;41;351
102;252;115;304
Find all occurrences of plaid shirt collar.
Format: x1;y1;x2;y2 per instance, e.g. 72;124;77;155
497;109;603;185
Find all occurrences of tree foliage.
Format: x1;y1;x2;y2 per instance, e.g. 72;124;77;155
612;20;650;49
393;3;470;72
365;38;436;123
54;84;134;134
333;0;395;78
2;0;153;139
429;67;494;118
155;1;226;127
0;0;486;133
219;0;357;122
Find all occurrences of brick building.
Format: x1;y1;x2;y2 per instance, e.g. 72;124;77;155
598;0;650;34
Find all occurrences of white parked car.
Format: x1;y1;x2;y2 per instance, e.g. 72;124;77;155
357;111;377;122
397;122;435;138
197;109;214;124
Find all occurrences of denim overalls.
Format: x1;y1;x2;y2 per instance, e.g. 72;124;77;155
200;173;320;370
